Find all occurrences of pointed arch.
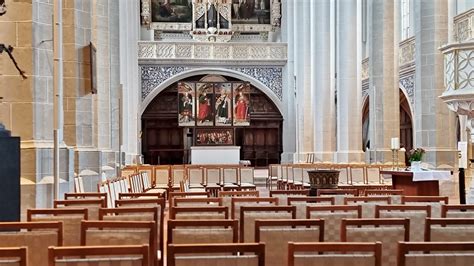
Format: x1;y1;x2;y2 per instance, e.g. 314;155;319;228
140;68;283;115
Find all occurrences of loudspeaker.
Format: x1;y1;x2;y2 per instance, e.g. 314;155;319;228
0;131;20;222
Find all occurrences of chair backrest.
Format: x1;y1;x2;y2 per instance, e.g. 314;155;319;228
99;207;161;258
65;192;107;200
317;189;358;205
168;219;238;244
48;245;149;266
341;218;410;266
344;196;391;218
81;221;155;264
441;204;474;218
74;177;84;193
187;167;204;185
170;206;228;220
0;222;62;266
27;208;88;246
154;165;170;187
365;189;403;204
240;206;296;242
0;247;27;266
349;165;366;184
306;205;362;242
375;205;431;242
287;196;334;219
402;196;449;218
366;166;382;184
256;219;324;266
240;167;255;184
54;199;106;220
335;165;349;184
231;197;279;220
222;167;239;184
167;243;265;266
219;190;260;213
269;190;310;205
173;197;222;207
288;242;382;266
138;165;154;186
292;167;304;183
397;242;474;266
171;166;186;186
205;167;221;185
425;218;474;241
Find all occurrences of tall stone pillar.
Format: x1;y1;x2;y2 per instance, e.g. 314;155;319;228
294;0;313;161
368;0;399;163
312;0;335;162
281;0;297;163
414;0;457;167
337;0;364;162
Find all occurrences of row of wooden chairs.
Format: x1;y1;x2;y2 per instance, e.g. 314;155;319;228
122;164;257;193
267;163;407;190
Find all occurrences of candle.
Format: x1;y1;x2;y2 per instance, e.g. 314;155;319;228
391;137;399;150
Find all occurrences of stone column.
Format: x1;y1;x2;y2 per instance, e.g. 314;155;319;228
414;0;457;167
119;0;141;164
336;0;364;163
280;0;297;163
312;0;336;162
294;0;313;162
368;0;399;163
448;0;456;42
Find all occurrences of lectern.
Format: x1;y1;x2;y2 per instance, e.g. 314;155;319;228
0;124;20;222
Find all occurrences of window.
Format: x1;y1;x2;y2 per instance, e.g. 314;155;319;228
401;0;411;40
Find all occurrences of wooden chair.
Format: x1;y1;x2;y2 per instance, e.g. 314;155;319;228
167;219;238;244
441;204;474;218
240;167;256;190
344;196;391;218
154;165;171;192
219;190;260;215
341;218;410;266
288;242;382;266
186;166;205;189
64;192;107;200
401;196;448;218
240;205;296;242
54;199;106;220
169;206;228;220
0;247;27;266
397;242;474;266
171;165;186;191
99;207;161;263
173;197;222;207
81;220;157;266
222;167;240;191
0;222;62;265
425;218;474;241
256;219;324;266
306;205;362;242
287;196;334;219
375;205;431;242
269;190;310;205
168;191;210;206
267;164;281;190
167;243;265;266
365;189;404;204
231;197;279;220
118;192;166;200
27;208;88;246
48;245;149;266
366;165;383;185
349;164;366;185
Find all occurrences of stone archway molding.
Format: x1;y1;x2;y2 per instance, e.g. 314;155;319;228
140;68;284;115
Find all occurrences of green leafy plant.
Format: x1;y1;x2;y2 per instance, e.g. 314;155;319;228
408;148;425;162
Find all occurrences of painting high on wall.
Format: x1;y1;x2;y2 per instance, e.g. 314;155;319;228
233;82;251;126
231;0;271;25
177;82;195;126
195;128;234;146
151;0;192;23
215;83;232;126
196;83;214;126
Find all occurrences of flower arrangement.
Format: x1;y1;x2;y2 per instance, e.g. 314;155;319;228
408;148;425;162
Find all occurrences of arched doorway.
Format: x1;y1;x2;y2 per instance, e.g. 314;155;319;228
141;75;283;166
362;89;413;163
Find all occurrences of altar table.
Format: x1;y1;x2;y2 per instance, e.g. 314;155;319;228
380;170;451;196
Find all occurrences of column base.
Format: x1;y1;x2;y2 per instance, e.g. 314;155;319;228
336;150;365;163
313;152;336;163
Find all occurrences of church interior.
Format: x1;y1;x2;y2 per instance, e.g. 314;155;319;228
2;0;474;265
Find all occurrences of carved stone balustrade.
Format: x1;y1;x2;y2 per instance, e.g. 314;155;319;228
138;41;287;65
454;9;474;43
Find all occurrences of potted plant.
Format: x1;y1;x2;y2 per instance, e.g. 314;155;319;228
409;148;425;171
